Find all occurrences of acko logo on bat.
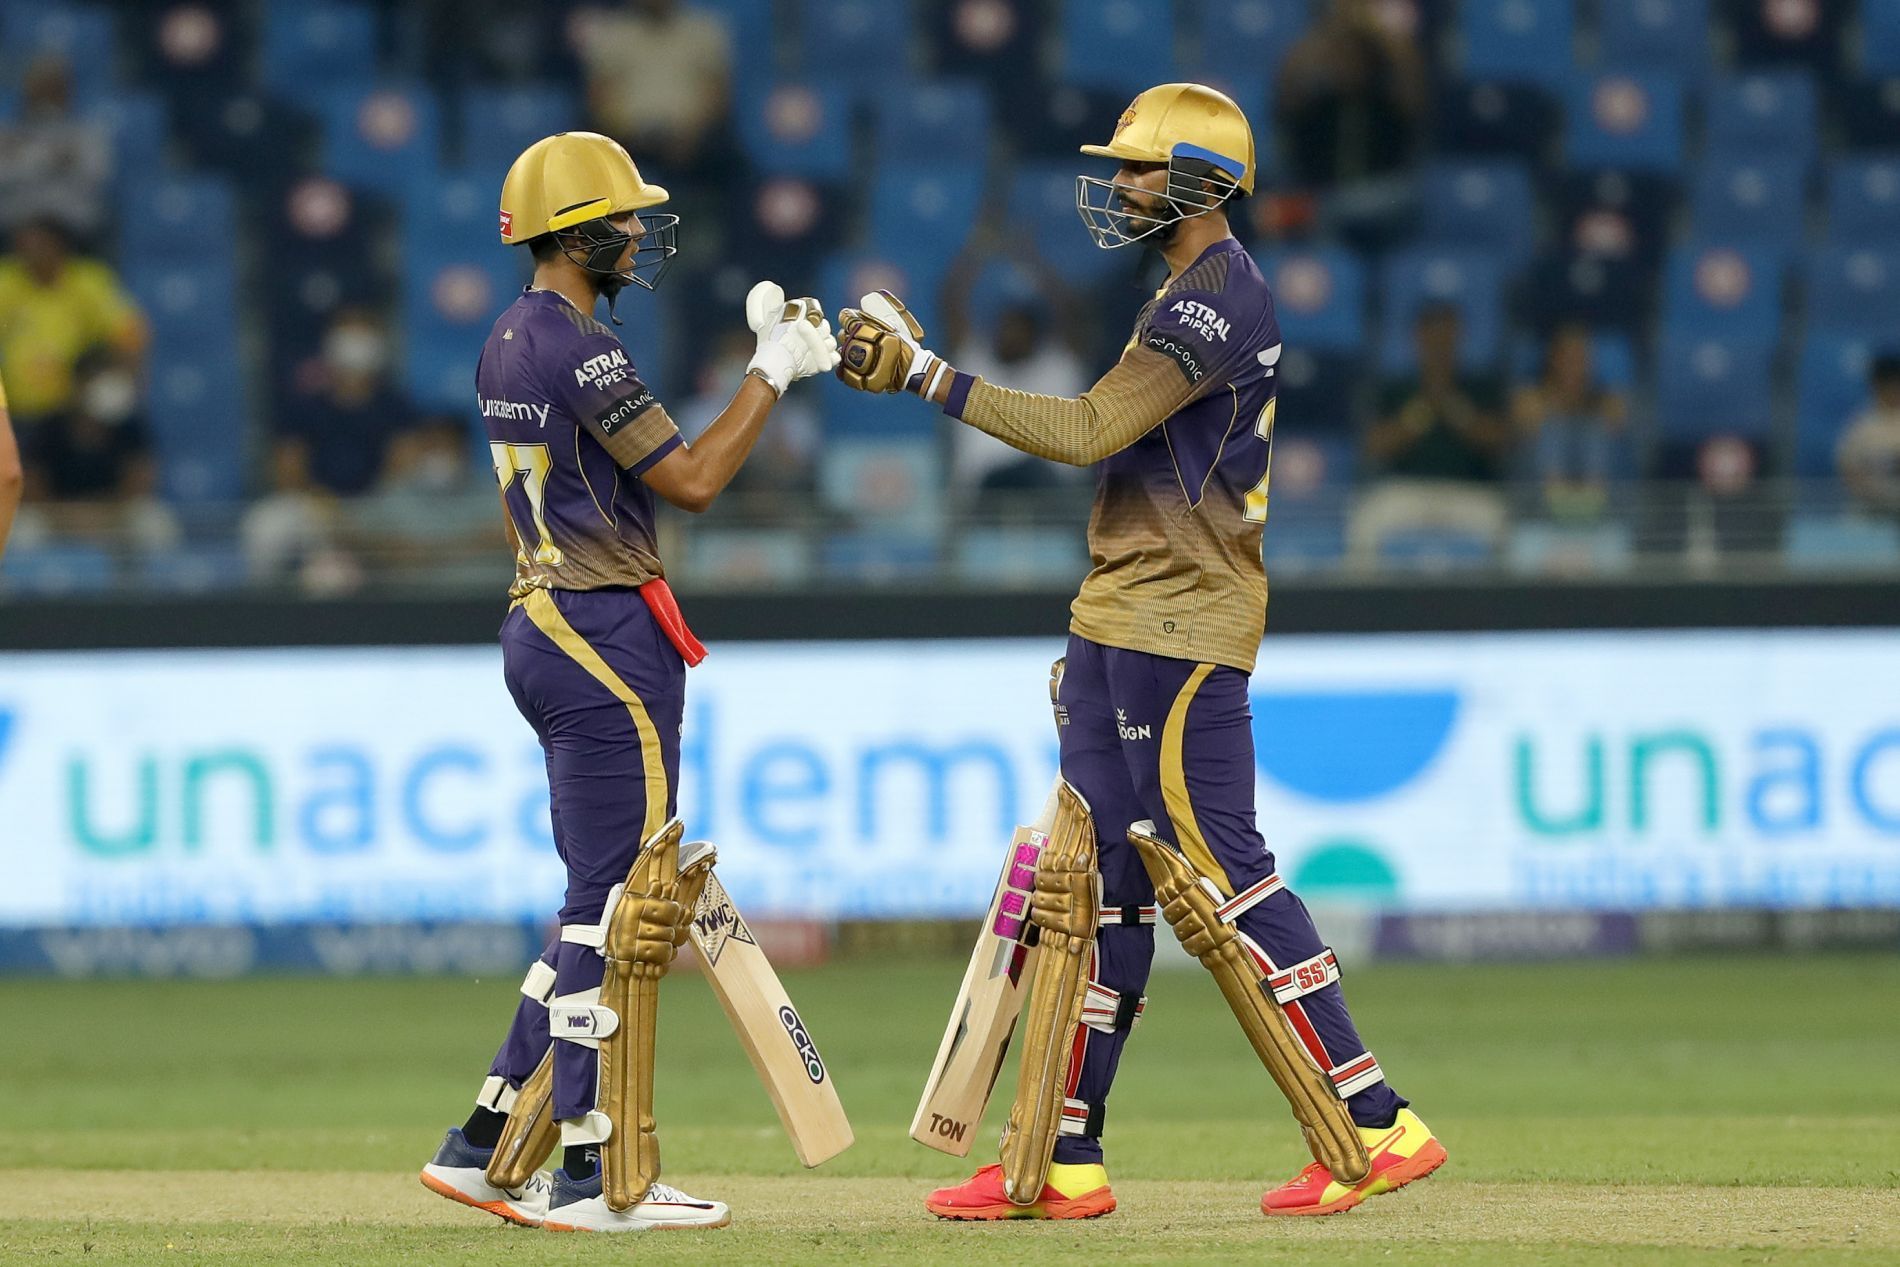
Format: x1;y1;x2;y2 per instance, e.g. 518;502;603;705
778;1005;825;1083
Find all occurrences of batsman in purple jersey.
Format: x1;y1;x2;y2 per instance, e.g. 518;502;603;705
834;85;1445;1221
418;131;837;1234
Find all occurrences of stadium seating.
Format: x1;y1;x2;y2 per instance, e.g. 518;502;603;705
2;1;117;106
1005;160;1129;286
458;83;581;182
1259;247;1368;356
1434;79;1561;159
1660;242;1787;343
1377;248;1508;372
123;175;237;265
313;81;442;198
871;79;991;168
1564;73;1686;173
1687;157;1809;251
262;1;379;107
1793;335;1875;476
399;168;526;410
793;0;911;88
1460;0;1576;91
1703;71;1819;166
1825;154;1900;247
1802;248;1900;337
1654;333;1776;442
1868;3;1900;77
1058;0;1174;98
1182;0;1312;98
1418;159;1537;267
867;164;985;295
736;82;853;180
1596;0;1711;80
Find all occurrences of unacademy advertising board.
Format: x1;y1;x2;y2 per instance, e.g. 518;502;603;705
0;630;1896;927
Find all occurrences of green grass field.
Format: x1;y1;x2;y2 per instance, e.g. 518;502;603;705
1;952;1896;1263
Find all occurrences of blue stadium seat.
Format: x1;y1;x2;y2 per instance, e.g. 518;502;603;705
1654;334;1776;441
1564;73;1685;173
1864;3;1900;76
1418;159;1536;267
126;260;240;346
1825;154;1900;247
1803;247;1900;336
818;436;943;530
1523;251;1652;332
122;175;236;265
1006;161;1125;285
867;163;985;295
1687;157;1808;251
872;79;990;166
1377;248;1507;372
1703;71;1819;165
1842;74;1900;150
1460;0;1575;90
1512;331;1638;390
684;528;816;587
736;82;852;180
1660;243;1787;343
262;1;378;106
820;533;939;582
1434;79;1561;159
1794;335;1876;476
1597;0;1709;80
400;170;527;410
1508;522;1635;575
1259;247;1367;355
1182;0;1312;99
3;2;116;106
148;355;247;500
314;81;441;196
1377;530;1496;572
0;542;116;595
952;527;1089;586
1274;349;1361;433
1786;515;1900;571
793;0;911;86
90;91;169;195
137;546;249;594
1060;0;1174;98
459;83;581;183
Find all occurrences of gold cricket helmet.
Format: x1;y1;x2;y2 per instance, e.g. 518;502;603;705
498;131;669;243
1080;82;1257;194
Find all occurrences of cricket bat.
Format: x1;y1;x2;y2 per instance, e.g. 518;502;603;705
681;844;853;1168
908;785;1059;1155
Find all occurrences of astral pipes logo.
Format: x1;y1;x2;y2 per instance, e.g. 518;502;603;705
1250;689;1463;902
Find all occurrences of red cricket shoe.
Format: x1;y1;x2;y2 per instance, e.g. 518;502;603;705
925;1162;1116;1221
1261;1108;1446;1217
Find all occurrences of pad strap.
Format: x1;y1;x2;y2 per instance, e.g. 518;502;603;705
520;959;557;1004
559;883;625;952
1329;1052;1384;1098
548;989;619;1049
1057;1096;1104;1138
1215;873;1285;925
1080;980;1146;1033
476;1074;518;1114
1097;902;1158;926
1267;948;1341;1004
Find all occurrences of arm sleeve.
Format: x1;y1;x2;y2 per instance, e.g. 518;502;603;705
942;289;1234;466
550;331;681;472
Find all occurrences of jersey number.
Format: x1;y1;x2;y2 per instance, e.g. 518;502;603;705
489;441;565;567
1242;397;1276;525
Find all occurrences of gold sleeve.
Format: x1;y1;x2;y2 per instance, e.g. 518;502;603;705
956;344;1206;466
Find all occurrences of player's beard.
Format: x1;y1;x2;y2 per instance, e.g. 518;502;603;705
1117;191;1182;249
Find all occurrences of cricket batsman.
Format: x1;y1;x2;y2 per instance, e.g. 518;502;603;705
835;84;1445;1219
417;131;838;1232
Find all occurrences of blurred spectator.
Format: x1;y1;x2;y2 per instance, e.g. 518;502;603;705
1511;325;1629;519
1837;353;1900;519
354;417;507;588
575;0;732;173
0;57;112;237
0;219;148;437
275;309;420;496
239;436;359;593
1274;0;1426;245
673;330;817;516
945;302;1088;506
1351;303;1511;563
20;351;180;555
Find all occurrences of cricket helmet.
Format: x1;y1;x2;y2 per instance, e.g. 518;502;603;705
1075;83;1256;250
499;131;679;302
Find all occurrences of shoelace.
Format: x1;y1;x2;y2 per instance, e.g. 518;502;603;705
509;1173;552;1200
642;1181;699;1205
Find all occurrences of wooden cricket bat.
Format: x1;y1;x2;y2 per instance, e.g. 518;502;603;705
682;848;853;1168
908;787;1059;1156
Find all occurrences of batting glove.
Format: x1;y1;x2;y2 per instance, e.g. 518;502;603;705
835;290;949;396
745;280;841;397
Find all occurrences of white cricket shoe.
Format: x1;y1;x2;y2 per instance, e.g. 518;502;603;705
418;1127;551;1227
542;1171;731;1232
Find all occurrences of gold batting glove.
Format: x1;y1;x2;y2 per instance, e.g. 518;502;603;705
835;290;948;396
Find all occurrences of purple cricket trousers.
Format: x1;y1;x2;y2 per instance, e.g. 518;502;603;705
1049;634;1404;1166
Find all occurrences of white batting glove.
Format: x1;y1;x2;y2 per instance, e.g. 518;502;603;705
745;280;840;396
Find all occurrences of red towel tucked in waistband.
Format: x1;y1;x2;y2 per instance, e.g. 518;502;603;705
638;577;707;667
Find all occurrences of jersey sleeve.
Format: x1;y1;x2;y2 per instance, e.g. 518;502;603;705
549;330;681;473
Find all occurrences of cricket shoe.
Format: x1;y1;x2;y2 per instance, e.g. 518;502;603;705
924;1162;1116;1220
541;1170;730;1232
418;1127;551;1227
1260;1107;1446;1217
